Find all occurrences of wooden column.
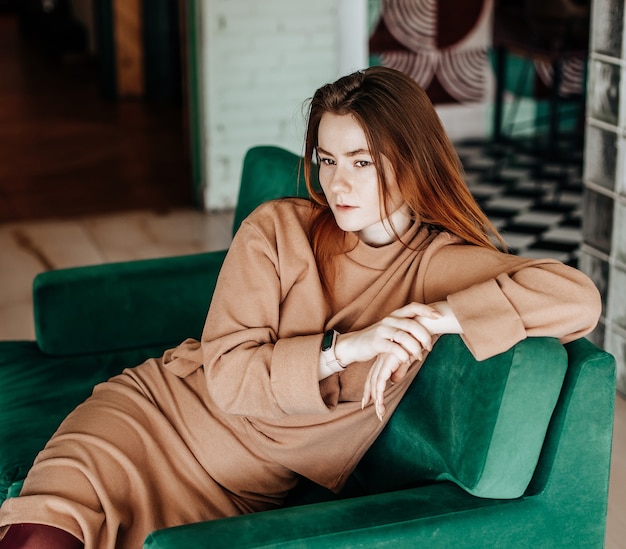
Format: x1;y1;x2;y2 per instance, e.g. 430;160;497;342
112;0;144;97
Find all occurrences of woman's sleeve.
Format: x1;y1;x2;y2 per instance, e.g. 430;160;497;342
423;244;602;361
199;217;333;419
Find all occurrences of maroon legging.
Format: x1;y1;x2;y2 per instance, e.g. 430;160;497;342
0;524;82;549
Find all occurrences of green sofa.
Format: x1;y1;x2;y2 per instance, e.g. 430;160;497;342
0;146;616;548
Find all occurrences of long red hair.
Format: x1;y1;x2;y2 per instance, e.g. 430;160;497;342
303;67;505;293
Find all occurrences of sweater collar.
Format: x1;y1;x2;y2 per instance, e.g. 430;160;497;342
344;221;429;270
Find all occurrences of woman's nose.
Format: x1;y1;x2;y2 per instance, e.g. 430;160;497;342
328;165;351;194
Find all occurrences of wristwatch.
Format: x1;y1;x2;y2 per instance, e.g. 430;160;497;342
321;329;345;372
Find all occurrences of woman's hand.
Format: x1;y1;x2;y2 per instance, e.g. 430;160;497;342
362;352;410;420
334;302;442;368
337;301;463;421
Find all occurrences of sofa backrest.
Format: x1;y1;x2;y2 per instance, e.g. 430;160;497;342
233;145;314;234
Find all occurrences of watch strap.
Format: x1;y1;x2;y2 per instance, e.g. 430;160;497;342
321;329;345;373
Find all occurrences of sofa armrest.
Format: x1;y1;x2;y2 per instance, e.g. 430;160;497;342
33;250;228;356
354;335;568;499
143;337;615;549
148;477;591;549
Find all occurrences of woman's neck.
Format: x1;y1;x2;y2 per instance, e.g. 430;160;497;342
358;205;414;247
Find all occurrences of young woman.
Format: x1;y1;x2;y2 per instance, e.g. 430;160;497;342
0;66;601;548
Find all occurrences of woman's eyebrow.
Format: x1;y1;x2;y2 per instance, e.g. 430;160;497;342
317;147;370;157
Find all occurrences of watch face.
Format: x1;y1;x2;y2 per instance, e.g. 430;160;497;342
322;330;334;351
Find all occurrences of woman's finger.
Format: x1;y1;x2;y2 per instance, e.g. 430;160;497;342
362;354;401;421
374;373;388;421
386;325;429;359
384;317;433;349
390;358;414;383
390;302;442;320
362;356;384;410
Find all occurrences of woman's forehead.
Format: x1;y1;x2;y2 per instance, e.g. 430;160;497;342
317;113;370;154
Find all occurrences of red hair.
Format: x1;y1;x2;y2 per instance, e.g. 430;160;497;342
303;67;506;295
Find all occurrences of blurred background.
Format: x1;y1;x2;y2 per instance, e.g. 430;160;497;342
4;0;621;378
0;0;596;218
0;1;624;546
0;0;192;221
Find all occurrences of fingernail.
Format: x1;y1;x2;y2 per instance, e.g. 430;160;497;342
361;397;366;410
375;400;384;421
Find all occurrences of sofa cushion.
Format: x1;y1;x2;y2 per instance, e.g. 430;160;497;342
354;334;568;499
0;341;168;503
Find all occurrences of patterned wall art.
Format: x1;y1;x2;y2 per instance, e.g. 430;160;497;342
369;0;493;104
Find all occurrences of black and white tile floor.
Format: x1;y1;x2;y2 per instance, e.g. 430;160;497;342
455;138;584;267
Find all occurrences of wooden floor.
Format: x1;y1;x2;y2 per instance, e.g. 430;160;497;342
0;11;194;223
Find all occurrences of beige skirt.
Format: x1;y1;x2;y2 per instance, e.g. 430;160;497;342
0;358;297;549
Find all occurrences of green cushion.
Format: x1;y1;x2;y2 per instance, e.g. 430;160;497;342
34;250;227;356
0;341;168;503
354;334;568;499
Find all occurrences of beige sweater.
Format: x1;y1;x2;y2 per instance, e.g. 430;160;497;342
163;198;601;492
0;198;601;548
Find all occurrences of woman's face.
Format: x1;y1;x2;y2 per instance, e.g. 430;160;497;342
317;113;411;246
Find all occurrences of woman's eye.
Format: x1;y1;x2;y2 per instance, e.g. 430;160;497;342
319;157;335;166
355;160;372;167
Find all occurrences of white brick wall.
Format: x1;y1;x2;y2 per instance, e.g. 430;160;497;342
196;0;344;209
192;0;484;209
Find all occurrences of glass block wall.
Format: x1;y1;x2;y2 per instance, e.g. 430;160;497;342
582;0;626;393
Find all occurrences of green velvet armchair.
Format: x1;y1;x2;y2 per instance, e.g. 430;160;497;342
0;146;616;548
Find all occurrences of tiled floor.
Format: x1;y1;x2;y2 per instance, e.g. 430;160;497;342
456;138;585;267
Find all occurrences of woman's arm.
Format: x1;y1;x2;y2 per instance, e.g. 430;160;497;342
424;245;602;360
200;203;335;419
351;245;601;420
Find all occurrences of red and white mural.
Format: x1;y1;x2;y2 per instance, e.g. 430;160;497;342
369;0;493;104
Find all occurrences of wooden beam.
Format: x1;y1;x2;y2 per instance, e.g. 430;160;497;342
112;0;144;97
